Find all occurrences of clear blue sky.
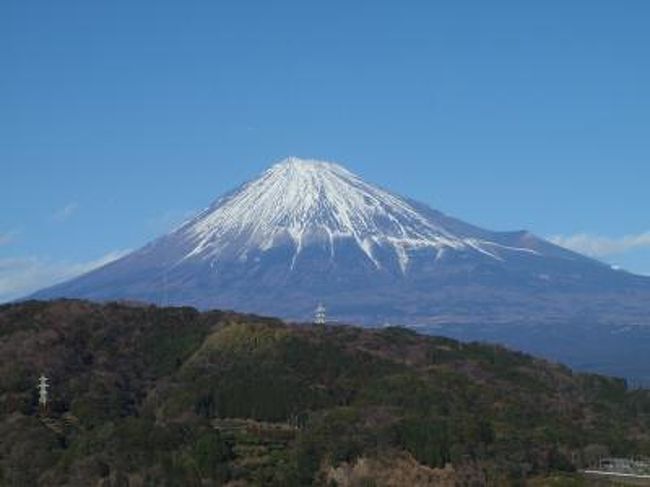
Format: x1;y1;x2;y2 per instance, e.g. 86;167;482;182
2;1;649;301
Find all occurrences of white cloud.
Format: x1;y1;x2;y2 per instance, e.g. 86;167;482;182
550;231;650;257
0;249;129;304
53;202;79;222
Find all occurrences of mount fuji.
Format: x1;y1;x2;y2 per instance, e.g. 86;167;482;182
32;157;650;328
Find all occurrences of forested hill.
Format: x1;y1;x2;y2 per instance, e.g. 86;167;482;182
1;300;650;486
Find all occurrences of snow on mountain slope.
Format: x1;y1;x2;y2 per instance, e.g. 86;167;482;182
173;157;537;273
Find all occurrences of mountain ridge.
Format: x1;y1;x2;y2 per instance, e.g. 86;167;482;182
26;158;650;381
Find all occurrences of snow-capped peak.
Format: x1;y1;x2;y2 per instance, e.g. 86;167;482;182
269;156;350;174
178;157;507;272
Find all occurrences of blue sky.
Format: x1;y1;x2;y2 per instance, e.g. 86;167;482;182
1;1;649;302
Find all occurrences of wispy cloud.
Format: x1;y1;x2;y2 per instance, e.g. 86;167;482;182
0;231;17;246
550;231;650;257
0;249;130;303
53;202;79;222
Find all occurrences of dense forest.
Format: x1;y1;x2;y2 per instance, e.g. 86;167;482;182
1;300;649;486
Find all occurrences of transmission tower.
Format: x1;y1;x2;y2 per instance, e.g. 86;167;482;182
314;303;326;325
37;374;49;414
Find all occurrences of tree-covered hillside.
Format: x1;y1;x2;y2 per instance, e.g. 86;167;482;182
1;300;649;486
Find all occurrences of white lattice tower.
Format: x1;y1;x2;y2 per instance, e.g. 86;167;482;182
314;303;326;325
37;374;49;408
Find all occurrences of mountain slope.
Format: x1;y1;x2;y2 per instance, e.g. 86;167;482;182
31;157;650;327
2;300;650;485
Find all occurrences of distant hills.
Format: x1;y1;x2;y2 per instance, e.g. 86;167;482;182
2;300;649;485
